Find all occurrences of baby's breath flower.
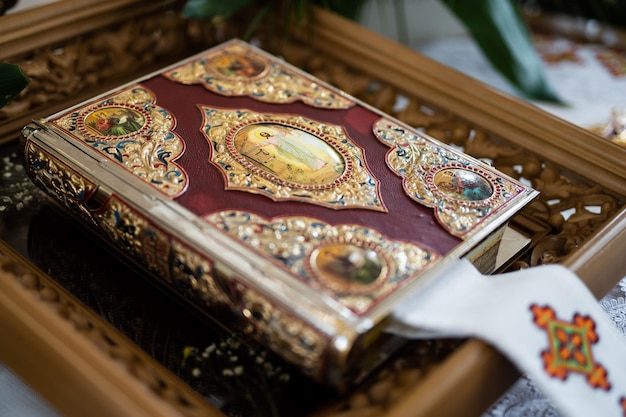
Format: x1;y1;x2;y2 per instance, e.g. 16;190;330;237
181;333;294;415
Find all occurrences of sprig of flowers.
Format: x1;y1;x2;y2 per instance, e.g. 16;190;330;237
182;334;292;416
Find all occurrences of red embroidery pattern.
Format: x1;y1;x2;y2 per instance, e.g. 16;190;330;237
533;35;583;65
531;304;611;391
595;49;626;78
620;396;626;416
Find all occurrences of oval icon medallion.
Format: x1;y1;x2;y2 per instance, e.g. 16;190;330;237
209;53;267;79
83;105;147;139
310;243;385;293
433;168;493;202
233;123;346;187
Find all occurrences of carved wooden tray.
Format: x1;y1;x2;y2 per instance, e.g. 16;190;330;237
1;2;626;417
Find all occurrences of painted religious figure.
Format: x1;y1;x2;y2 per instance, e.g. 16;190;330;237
312;243;384;289
85;106;145;138
233;123;345;186
434;168;493;202
210;53;267;78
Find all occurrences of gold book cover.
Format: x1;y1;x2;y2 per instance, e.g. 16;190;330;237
20;39;537;387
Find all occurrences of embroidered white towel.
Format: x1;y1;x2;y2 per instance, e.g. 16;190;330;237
388;259;626;417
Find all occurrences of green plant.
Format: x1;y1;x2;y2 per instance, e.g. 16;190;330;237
0;63;29;109
441;0;560;102
182;0;561;102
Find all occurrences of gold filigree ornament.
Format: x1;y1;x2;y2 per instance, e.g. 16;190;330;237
200;106;386;211
51;85;187;198
94;194;172;280
24;140;97;226
163;41;354;109
204;211;439;315
373;118;527;237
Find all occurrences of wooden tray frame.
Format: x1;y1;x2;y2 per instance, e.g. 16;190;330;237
2;3;626;417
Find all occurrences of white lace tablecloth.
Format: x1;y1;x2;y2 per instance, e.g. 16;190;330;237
416;34;626;129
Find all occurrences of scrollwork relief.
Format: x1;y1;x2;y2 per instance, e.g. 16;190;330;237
204;210;438;315
373;118;531;237
200;106;386;211
23;141;98;226
52;86;188;197
164;41;354;109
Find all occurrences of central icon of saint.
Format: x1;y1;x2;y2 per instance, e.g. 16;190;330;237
233;123;345;186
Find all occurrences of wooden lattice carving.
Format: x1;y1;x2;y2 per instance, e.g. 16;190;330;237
270;41;624;415
0;9;234;142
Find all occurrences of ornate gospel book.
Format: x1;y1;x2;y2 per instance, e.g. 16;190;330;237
21;39;537;387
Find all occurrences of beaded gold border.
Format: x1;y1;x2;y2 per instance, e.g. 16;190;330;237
200;106;386;212
373;118;527;237
204;210;439;315
51;85;188;198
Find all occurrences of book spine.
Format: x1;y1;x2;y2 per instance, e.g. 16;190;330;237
21;126;332;383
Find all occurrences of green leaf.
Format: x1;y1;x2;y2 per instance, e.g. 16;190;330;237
441;0;562;103
182;0;255;19
243;2;273;40
0;63;29;109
